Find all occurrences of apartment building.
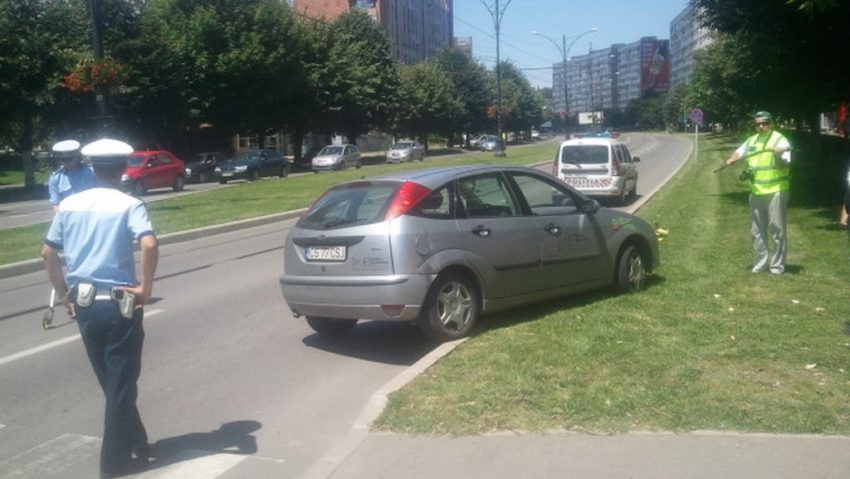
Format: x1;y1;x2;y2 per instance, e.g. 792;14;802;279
293;0;453;65
669;0;715;88
563;37;670;116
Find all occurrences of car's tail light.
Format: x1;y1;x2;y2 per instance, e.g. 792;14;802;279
385;181;432;220
611;157;621;176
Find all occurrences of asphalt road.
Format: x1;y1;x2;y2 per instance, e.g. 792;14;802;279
0;132;692;478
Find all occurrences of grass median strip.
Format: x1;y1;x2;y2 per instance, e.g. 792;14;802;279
0;143;556;266
375;133;850;435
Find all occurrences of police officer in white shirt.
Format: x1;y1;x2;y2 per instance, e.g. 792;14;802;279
41;138;159;478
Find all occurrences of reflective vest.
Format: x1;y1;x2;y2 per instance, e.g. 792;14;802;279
744;130;790;195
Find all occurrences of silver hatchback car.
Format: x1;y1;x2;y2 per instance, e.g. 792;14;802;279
280;165;659;341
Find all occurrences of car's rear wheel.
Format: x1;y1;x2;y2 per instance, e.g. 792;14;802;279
132;180;146;197
279;164;290;178
219;178;228;184
355;159;362;169
305;316;358;337
419;272;478;342
615;244;647;293
249;169;260;181
173;175;185;192
199;172;209;183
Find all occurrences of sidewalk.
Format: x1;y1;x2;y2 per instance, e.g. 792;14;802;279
322;430;850;479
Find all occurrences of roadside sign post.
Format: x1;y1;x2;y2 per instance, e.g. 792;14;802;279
689;108;704;160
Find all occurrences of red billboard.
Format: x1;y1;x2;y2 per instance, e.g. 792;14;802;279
641;39;670;93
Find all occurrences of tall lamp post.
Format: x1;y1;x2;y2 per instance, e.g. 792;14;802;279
480;0;513;157
533;28;597;136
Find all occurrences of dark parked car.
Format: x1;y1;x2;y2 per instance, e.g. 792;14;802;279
184;151;229;183
121;150;186;196
215;149;291;183
280;165;659;341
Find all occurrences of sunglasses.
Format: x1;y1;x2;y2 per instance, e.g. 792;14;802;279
755;122;770;127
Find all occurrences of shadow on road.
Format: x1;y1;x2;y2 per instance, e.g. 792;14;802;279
149;420;261;469
302;320;437;365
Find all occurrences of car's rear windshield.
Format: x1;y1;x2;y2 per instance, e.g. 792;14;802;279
392;143;413;149
560;145;609;165
234;151;261;161
318;146;343;156
298;181;399;230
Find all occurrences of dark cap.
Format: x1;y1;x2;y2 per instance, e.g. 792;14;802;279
754;111;773;123
80;138;133;166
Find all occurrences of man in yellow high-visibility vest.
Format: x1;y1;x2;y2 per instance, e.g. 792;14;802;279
725;111;792;274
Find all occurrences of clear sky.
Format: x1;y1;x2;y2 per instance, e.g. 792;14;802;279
453;0;690;88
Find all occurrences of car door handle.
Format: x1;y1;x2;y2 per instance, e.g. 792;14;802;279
471;225;491;238
544;223;561;236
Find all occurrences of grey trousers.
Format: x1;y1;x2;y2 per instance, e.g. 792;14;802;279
749;190;789;273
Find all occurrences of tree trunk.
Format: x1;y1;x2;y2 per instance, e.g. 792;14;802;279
19;116;36;189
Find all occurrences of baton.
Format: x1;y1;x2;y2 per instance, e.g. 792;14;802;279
713;148;795;174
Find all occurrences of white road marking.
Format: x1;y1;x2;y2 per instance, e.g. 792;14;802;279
135;452;246;479
0;433;100;478
0;309;164;367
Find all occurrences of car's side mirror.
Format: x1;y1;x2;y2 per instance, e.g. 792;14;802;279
632;156;640;163
580;198;600;215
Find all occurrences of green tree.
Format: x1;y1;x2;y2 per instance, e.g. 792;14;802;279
317;9;399;143
395;62;462;149
432;47;491;144
119;0;303;153
697;0;850;130
0;0;88;187
497;62;543;136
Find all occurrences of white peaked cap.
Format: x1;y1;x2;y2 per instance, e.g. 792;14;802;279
81;138;134;157
52;140;81;153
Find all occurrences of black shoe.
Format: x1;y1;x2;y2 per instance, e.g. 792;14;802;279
132;442;152;461
101;456;151;478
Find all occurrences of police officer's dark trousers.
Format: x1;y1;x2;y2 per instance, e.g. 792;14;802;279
75;300;148;472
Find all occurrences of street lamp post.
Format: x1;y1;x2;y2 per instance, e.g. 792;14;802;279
480;0;513;157
87;0;110;130
533;28;596;136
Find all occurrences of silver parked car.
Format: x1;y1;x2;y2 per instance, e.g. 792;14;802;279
280;165;659;341
386;141;425;163
311;144;362;172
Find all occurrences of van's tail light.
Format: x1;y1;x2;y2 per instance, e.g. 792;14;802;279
552;155;558;176
385;181;432;220
611;157;621;176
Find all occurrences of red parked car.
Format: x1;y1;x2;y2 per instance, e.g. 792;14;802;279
121;150;186;196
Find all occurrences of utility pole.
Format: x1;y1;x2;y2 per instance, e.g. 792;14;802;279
480;0;513;157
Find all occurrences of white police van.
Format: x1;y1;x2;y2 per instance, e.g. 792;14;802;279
553;137;639;205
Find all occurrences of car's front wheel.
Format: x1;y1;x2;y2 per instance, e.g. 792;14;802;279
305;316;358;337
419;272;478;342
132;180;146;197
279;164;290;178
249;169;260;181
172;175;185;192
615;244;647;293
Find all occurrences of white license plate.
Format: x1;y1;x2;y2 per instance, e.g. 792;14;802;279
306;245;347;261
222;172;234;177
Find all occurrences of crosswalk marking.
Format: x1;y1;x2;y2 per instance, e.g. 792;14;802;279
136;452;247;479
0;433;100;479
0;434;248;479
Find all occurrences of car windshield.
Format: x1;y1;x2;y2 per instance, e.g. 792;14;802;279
298;181;399;230
392;143;413;150
561;145;609;164
318;146;343;156
125;155;144;167
233;151;261;162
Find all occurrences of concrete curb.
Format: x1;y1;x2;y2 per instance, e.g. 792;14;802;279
0;208;307;280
